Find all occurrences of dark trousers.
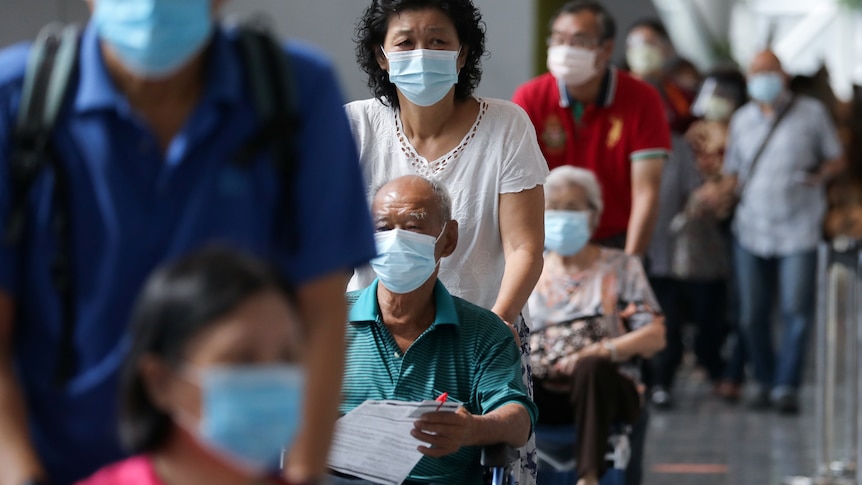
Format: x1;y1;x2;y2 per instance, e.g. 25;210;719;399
534;356;641;479
723;265;748;383
649;277;728;389
689;280;728;382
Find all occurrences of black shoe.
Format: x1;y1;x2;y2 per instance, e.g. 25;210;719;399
773;392;800;415
651;386;673;409
748;389;771;410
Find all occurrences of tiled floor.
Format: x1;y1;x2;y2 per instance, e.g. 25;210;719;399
641;360;827;485
641;251;862;485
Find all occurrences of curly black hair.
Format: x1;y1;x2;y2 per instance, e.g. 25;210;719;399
354;0;486;109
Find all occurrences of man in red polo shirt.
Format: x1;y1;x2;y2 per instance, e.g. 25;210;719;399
513;0;670;256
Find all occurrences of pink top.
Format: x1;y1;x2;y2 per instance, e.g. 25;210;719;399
76;455;297;485
76;456;162;485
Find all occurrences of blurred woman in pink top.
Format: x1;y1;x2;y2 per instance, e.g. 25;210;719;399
77;247;307;485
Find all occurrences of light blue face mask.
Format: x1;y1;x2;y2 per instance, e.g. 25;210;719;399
383;48;460;107
370;225;446;294
747;72;784;105
192;364;305;473
93;0;213;79
544;210;592;256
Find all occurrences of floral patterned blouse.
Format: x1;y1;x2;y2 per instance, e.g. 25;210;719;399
527;248;662;384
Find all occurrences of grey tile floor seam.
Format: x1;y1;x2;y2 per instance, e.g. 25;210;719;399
642;362;823;485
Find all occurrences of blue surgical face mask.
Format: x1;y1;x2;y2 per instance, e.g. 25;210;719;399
93;0;214;79
383;48;460;107
185;364;305;473
544;210;592;256
747;72;784;105
370;224;446;294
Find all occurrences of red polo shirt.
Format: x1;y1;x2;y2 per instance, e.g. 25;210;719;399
513;68;671;240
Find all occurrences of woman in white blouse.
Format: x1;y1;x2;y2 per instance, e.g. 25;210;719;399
346;0;548;483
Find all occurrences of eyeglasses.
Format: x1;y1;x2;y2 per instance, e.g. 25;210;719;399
546;34;602;49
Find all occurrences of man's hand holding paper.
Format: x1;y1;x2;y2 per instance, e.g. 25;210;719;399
327;400;461;485
411;406;474;458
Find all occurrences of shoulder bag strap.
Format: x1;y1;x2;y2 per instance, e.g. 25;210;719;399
736;95;797;198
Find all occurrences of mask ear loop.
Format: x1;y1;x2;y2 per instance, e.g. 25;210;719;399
432;221;449;267
435;221;448;243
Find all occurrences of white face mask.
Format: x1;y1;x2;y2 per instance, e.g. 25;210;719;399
626;44;664;76
702;96;735;122
547;45;598;86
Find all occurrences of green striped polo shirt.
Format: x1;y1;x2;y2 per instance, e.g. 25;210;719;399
342;279;538;484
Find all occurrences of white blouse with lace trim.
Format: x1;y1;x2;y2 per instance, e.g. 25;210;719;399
345;97;549;310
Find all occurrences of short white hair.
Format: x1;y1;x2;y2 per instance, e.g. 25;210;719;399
372;175;453;223
427;177;453;223
544;166;604;220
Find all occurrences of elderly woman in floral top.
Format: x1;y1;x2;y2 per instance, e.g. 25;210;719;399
528;166;666;485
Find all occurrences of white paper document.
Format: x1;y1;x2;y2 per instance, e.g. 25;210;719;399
327;399;461;485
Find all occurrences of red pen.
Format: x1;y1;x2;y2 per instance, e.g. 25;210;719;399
435;392;449;411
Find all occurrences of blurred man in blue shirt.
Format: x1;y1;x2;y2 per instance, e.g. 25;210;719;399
0;1;376;483
705;50;845;414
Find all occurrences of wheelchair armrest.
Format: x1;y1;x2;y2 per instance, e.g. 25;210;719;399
480;443;518;468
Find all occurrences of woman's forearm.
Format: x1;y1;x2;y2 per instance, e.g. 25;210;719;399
0;361;43;485
491;246;544;324
494;187;545;325
0;293;45;485
609;317;666;360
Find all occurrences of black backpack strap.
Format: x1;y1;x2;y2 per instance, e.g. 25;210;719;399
6;24;78;245
7;23;80;387
234;21;301;252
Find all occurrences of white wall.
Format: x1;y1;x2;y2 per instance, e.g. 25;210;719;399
730;0;862;101
655;0;736;72
0;0;89;46
0;1;534;102
223;0;534;102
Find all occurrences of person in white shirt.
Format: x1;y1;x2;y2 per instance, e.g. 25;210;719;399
345;0;549;483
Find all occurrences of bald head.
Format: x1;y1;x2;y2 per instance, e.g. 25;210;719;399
746;50;788;105
372;175;453;227
749;50;784;76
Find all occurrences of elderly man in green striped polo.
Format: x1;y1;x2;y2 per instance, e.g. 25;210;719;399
337;175;537;485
